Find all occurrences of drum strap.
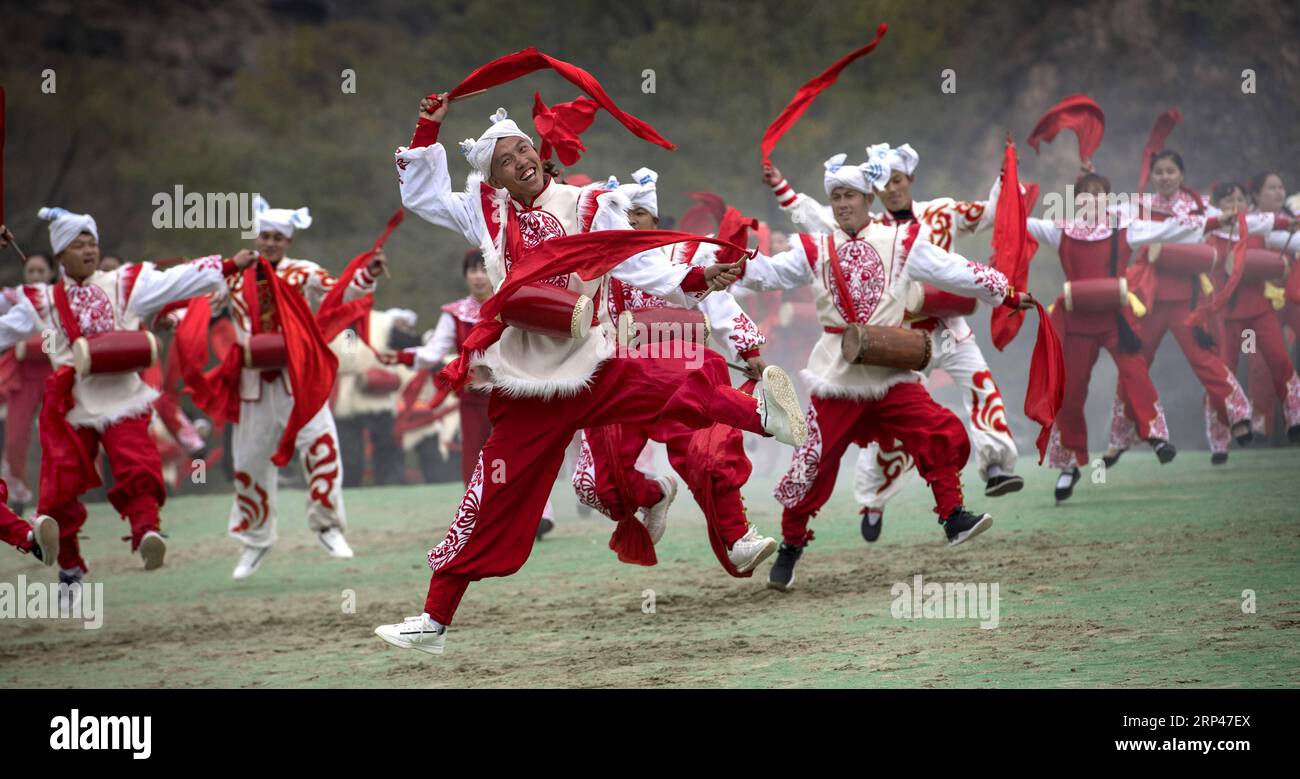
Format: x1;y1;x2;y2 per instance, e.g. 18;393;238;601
823;235;859;324
242;266;263;334
1108;230;1120;278
51;281;82;343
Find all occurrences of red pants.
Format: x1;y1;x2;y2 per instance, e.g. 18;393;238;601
3;363;50;502
457;390;491;487
1221;310;1300;434
423;351;761;624
1137;299;1242;423
0;481;33;551
37;413;166;573
1055;324;1161;468
775;383;968;547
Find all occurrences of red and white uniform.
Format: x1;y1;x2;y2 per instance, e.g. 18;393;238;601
0;257;229;572
0;332;52;505
737;215;1012;546
212;257;374;549
395;122;766;624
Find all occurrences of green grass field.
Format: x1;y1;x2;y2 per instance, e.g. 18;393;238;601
1;447;1297;688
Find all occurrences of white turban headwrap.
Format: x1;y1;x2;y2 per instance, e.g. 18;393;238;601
865;142;920;185
253;195;312;238
459;108;534;178
823;154;877;197
617;167;659;218
38;207;99;255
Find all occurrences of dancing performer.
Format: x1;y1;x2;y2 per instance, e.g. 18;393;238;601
2;251;55;513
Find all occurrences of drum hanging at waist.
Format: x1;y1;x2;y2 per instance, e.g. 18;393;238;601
499;283;592;339
244;332;288;370
616;308;710;350
1063;278;1128;313
14;333;47;362
1237;249;1287;283
361;367;403;395
1150;243;1216;276
840;323;931;371
72;331;159;376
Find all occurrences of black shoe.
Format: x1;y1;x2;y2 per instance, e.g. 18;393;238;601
942;508;993;547
1231;421;1253;447
535;517;555;541
1054;467;1081;504
860;509;883;543
1150;438;1177;464
766;543;803;591
30;537;44;563
1101;447;1127;468
1211;452;1228;466
985;474;1024;497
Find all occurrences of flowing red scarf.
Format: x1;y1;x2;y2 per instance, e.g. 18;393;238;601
532;93;600;165
679;191;727;236
1137;108;1182;193
41;282;105;507
989;139;1041;349
316;209;406;345
760;23;888;165
1186;212;1250;328
437;47;673;151
436;229;751;392
1026;95;1105;165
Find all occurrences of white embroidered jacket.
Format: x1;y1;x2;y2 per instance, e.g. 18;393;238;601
395;140;706;399
211;257;376;402
737;221;1010;399
0;257;228;429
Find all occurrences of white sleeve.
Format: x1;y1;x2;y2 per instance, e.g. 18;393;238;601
1265;230;1300;253
1026;218;1062;250
699;290;765;360
737;240;816;292
126;256;228;320
413;312;458;371
1246;212;1281;236
597;190;700;308
0;294;43;351
902;242;1009;307
786;192;836;234
1126;217;1211;247
395;142;487;247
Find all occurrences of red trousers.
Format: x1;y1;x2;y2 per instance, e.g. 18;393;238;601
775;383;968;547
1137;299;1242;423
1054;323;1162;468
3;362;50;502
1221;310;1300;433
423;351;762;624
456;389;491;487
0;481;33;551
37;412;166;573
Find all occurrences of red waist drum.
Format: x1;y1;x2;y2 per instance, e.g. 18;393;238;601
15;333;46;362
1063;278;1128;313
72;331;159;376
244;332;288;370
616;307;710;350
1238;249;1287;283
916;283;978;318
361;367;403;395
1151;243;1216;276
840;323;931;371
499;283;592;338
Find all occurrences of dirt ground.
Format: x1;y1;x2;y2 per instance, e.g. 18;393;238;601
1;447;1296;688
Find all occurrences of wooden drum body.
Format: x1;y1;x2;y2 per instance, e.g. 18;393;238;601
1063;278;1128;312
499;283;592;339
244;332;288;370
840;323;931;371
616;308;710;350
72;331;159;376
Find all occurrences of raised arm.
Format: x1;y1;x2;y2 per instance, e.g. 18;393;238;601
765;163;836;234
902;241;1020;308
126;255;237;321
394;98;486;248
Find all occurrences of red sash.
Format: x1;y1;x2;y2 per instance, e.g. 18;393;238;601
39;282;102;508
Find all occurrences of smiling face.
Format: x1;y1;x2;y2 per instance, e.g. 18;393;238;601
830;186;873;235
1253;174;1286;212
627;206;658;230
489;136;545;200
880;170;914;213
57;232;100;281
1150;157;1184;199
255;230;292;263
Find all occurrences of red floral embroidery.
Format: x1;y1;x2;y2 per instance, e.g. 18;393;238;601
728;313;765;354
66;282;116;336
774;405;822;508
571;433;611;518
304;433;340;511
826;239;886;323
969;370;1011;434
428;454;485;571
233;471;270;532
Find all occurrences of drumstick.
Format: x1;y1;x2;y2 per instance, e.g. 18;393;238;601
429;89;488;109
3;231;28;263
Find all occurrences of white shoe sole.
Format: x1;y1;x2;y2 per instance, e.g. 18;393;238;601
139;532;166;571
947;514;993;547
32;515;59;567
731;536;778;574
642;477;677;545
375;627;445;655
233;546;271;580
318;533;354;559
762;366;807;448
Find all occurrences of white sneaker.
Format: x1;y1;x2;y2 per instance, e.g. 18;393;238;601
318;528;354;559
375;614;447;655
58;568;82;616
138;530;166;570
727;526;778;573
757;366;807;447
232;544;271;580
639;475;677;544
29;514;58;567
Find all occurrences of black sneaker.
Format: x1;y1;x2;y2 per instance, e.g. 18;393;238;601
1211;452;1228;466
766;543;803;592
1101;447;1127;468
860;509;883;543
942;508;993;547
29;536;44;563
1054;467;1081;504
985;474;1024;497
1231;421;1253;447
535;517;555;541
1150;438;1177;464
